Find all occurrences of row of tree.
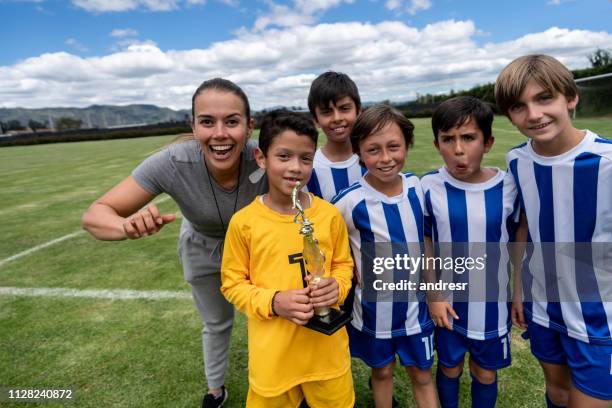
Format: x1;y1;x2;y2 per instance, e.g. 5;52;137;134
0;117;84;133
0;121;190;147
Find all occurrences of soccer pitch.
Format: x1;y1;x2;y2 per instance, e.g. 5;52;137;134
1;116;610;407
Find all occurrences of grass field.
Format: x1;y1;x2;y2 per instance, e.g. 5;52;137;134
1;116;610;407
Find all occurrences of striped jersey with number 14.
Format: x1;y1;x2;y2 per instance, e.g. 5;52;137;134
333;173;433;339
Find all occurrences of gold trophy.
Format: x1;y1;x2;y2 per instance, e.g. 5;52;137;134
292;182;352;335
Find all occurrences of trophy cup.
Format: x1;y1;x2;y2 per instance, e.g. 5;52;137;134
292;183;352;335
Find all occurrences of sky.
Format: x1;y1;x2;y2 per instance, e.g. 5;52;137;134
1;0;611;111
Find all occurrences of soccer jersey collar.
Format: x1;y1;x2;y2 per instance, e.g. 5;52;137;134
314;148;360;168
360;173;411;203
256;192;318;222
525;130;593;165
439;166;504;191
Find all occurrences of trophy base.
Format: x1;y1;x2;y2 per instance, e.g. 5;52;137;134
304;308;352;336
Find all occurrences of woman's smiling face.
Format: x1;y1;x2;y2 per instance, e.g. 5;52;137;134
192;89;252;175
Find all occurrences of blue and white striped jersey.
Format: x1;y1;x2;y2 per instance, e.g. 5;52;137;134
421;167;519;340
333;173;433;339
305;149;366;201
507;130;612;345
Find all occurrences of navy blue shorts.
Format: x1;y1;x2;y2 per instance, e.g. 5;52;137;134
435;327;511;370
527;322;612;400
347;324;434;369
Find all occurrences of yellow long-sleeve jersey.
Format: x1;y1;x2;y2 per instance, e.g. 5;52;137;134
221;195;354;397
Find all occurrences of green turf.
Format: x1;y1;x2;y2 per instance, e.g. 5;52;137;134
1;117;610;407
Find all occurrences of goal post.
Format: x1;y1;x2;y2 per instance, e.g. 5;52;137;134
574;72;612;119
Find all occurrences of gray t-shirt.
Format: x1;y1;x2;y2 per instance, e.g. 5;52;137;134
132;139;267;282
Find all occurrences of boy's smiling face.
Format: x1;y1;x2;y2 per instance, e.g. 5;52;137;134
255;130;316;200
508;80;579;156
435;117;494;183
359;121;406;196
314;96;359;144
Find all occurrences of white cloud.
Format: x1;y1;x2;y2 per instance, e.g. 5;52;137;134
114;39;158;51
407;0;431;14
142;0;179;10
9;0;227;11
110;28;139;37
108;29;152;53
254;0;353;31
385;0;401;10
1;21;611;110
253;3;313;32
65;38;89;52
383;0;431;14
216;0;240;6
70;0;229;12
294;0;354;15
72;0;136;12
70;0;199;12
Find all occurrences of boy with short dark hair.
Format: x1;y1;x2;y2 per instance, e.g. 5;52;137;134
221;110;355;408
422;96;520;408
306;71;366;201
496;54;612;408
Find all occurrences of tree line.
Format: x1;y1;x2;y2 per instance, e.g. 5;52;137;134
0;117;85;133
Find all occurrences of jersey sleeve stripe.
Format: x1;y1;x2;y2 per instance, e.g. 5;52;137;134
408;187;424;241
306;169;322;198
331;167;350;195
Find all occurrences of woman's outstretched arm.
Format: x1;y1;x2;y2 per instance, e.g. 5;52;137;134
81;175;175;241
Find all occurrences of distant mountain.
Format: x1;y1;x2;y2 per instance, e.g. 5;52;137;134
0;104;191;129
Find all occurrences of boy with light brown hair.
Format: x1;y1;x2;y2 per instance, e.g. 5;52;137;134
496;54;612;408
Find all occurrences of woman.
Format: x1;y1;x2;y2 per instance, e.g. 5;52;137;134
81;78;267;408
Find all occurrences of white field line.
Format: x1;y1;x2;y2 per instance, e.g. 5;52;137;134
0;195;173;268
0;286;191;300
0;231;86;267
